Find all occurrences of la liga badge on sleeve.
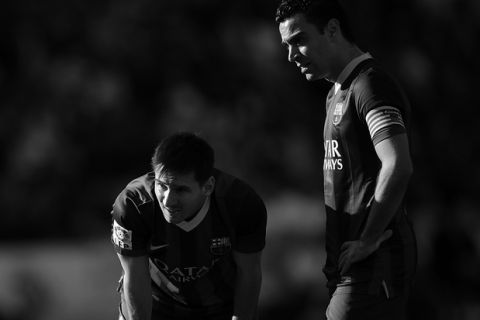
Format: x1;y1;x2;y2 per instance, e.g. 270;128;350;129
113;220;133;250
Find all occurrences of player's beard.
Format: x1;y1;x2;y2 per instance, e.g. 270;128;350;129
161;206;185;224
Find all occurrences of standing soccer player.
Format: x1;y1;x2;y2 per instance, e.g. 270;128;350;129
276;0;417;319
111;132;267;320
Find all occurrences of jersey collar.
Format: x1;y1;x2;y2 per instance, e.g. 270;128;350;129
175;196;210;232
334;52;373;94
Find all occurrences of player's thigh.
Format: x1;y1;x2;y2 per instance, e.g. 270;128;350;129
200;302;233;320
118;303;125;320
120;292;233;320
326;287;407;320
151;303;232;320
152;298;233;320
119;295;186;320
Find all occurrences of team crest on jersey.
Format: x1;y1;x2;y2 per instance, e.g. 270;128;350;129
333;102;344;125
210;237;231;255
112;220;132;250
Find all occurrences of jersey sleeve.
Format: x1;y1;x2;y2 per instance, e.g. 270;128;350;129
234;188;267;253
111;190;150;257
353;71;408;145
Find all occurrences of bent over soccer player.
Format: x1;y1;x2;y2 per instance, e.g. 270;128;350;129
111;132;267;320
276;0;417;319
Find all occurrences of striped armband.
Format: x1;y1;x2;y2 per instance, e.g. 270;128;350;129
365;106;405;143
112;220;133;250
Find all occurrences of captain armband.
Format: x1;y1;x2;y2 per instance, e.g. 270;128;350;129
365;106;405;145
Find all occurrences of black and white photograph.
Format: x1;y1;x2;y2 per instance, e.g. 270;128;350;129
0;0;478;319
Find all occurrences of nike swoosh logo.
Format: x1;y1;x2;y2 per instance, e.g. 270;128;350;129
150;244;169;251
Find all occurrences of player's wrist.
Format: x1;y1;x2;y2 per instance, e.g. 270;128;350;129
360;229;393;250
359;233;381;248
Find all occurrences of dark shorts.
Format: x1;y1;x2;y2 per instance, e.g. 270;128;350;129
119;292;233;320
326;285;408;320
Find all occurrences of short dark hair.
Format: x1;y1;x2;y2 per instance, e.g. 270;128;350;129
151;132;214;184
275;0;355;43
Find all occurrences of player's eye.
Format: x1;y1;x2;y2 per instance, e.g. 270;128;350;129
293;37;304;46
157;182;168;191
176;186;189;193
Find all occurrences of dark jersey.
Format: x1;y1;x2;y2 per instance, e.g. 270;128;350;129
323;58;416;296
111;169;267;308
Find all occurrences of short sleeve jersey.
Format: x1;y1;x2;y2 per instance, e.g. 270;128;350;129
323;58;411;214
111;169;267;307
323;58;416;295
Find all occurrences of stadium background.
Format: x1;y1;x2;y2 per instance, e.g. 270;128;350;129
0;0;479;319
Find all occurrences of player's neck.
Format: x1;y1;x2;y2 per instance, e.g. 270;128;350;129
329;45;364;83
344;45;364;65
184;196;209;222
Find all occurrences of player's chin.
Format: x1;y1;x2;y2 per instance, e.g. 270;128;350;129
163;212;182;224
304;73;320;81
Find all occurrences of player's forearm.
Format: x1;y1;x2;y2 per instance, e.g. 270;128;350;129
360;161;412;243
232;268;262;320
123;276;152;320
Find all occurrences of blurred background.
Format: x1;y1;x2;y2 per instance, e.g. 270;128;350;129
0;0;479;319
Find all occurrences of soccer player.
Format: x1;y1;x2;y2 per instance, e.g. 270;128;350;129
276;0;417;319
111;132;267;320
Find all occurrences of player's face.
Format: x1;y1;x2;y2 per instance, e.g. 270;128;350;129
279;13;335;81
154;166;214;224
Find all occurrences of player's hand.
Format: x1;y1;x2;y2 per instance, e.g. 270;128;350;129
338;229;392;275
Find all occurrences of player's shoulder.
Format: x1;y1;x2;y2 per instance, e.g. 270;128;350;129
213;168;259;200
353;59;399;91
116;172;156;208
353;59;386;85
213;169;266;219
213;169;267;231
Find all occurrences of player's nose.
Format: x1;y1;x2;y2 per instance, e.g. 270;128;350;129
288;46;299;63
163;190;178;208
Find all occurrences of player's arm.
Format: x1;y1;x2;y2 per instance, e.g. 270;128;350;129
361;132;412;240
339;133;412;274
229;184;267;319
232;250;263;320
117;254;152;320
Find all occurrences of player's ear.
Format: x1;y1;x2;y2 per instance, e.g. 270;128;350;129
324;18;340;40
203;176;215;196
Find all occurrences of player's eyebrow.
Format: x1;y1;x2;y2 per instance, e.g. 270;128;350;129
282;31;304;46
154;178;170;185
154;178;190;190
